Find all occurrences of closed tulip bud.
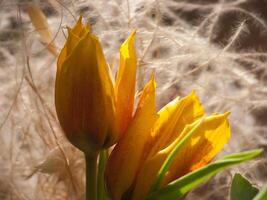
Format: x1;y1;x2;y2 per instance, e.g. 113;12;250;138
55;17;118;154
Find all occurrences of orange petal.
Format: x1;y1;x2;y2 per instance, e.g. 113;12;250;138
132;113;230;200
149;91;204;156
115;31;137;135
164;112;231;183
105;76;158;200
131;149;168;200
71;16;91;36
57;18;89;73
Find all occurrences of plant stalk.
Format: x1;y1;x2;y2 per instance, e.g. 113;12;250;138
85;152;99;200
97;150;108;200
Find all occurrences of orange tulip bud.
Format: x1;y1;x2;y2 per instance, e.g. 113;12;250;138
55;17;118;154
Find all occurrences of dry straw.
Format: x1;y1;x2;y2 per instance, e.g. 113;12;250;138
0;0;266;199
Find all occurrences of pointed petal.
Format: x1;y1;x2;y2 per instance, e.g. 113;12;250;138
56;29;86;96
65;28;81;56
71;16;91;36
71;16;83;34
115;31;137;135
149;91;204;156
57;45;67;73
57;17;90;73
92;34;118;147
164;112;231;183
132;150;168;200
132;113;230;200
105;76;158;200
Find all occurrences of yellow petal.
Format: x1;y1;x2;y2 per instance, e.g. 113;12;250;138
164;112;231;183
57;45;66;73
105;76;158;200
57;18;90;73
115;31;137;135
149;91;204;156
131;150;168;200
55;32;117;153
71;16;91;36
65;29;82;56
132;113;230;200
71;16;83;35
131;91;204;200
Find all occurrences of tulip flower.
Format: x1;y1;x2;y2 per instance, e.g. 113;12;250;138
105;87;231;200
55;17;137;154
55;17;261;200
55;17;138;200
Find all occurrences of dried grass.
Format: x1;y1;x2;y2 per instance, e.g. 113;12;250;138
0;0;266;199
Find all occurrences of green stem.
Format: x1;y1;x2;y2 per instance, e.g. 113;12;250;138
97;150;108;200
85;152;99;200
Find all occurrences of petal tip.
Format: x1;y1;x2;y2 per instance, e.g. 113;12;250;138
224;111;231;117
189;90;199;100
150;72;157;89
77;15;83;23
121;30;137;52
129;30;137;42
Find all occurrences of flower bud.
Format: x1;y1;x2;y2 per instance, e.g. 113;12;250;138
55;18;118;154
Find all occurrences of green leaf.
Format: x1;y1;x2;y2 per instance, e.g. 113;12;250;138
146;149;262;200
253;184;267;200
230;173;259;200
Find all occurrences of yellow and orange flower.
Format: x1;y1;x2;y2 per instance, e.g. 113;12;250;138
55;17;231;200
105;87;231;200
55;17;137;154
104;42;231;200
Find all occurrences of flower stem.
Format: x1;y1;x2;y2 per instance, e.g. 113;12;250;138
97;150;108;200
85;152;99;200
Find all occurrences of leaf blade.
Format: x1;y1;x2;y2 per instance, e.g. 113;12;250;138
230;173;259;200
147;149;262;200
253;184;267;200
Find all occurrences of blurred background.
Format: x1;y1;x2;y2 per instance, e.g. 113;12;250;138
0;0;266;199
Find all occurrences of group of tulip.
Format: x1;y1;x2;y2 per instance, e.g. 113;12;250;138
54;17;258;200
